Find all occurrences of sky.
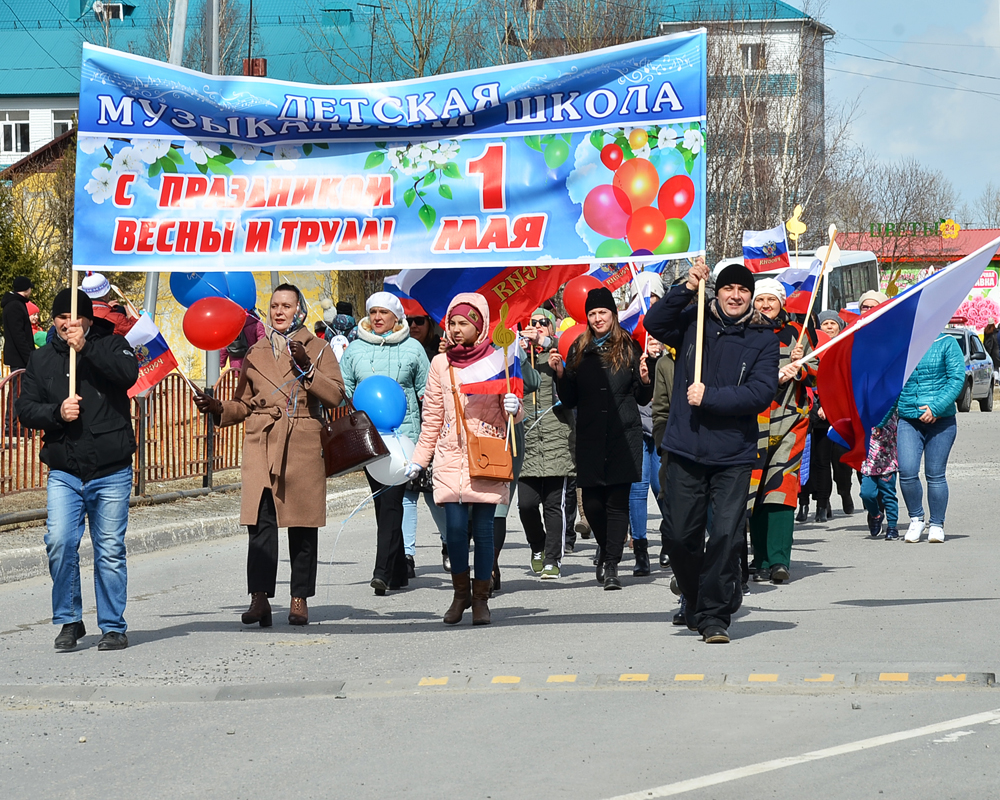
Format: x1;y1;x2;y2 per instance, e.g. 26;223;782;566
813;0;1000;222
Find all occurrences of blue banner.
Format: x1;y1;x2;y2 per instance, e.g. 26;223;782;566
74;33;707;271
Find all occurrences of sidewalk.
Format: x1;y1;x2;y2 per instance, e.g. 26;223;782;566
0;472;371;584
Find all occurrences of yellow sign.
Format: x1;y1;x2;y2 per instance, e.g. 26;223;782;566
939;218;961;239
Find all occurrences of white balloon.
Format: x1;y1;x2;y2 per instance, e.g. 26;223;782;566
366;433;416;486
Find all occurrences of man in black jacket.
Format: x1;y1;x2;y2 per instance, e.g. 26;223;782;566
17;288;139;651
2;275;35;439
644;259;779;643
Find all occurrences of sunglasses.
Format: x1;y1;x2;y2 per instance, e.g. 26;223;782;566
529;318;551;327
860;303;878;311
407;316;428;325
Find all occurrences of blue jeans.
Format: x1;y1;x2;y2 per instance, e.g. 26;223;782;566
444;502;495;581
45;467;131;633
402;489;447;555
860;473;899;528
628;435;661;540
897;416;957;527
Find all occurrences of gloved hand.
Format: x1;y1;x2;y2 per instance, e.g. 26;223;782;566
404;462;423;480
193;391;223;417
288;340;312;370
503;392;520;414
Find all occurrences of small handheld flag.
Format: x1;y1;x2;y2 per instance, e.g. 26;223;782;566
743;224;791;273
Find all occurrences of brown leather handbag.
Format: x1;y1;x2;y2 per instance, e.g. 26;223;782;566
449;366;513;482
320;402;389;478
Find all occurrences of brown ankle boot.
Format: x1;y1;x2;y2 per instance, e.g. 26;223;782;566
471;579;492;626
242;593;272;627
288;597;308;626
443;572;472;625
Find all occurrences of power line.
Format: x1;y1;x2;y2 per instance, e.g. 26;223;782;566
826;66;1000;98
0;0;78;79
850;36;1000;50
829;49;1000;82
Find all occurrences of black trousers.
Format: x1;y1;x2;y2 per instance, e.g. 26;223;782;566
581;483;631;565
365;472;408;586
518;476;576;563
662;455;749;632
811;431;853;505
247;489;318;598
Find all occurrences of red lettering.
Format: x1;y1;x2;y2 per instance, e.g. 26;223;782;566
478;216;510;251
158;175;184;208
246;177;267;208
291;177;318;207
175;221;199;253
509;214;547;250
136;220;156;253
245;219;271;253
113;173;136;207
317;177;342;208
298;220;321;250
341;176;365;208
222;221;235;253
266;177;292;208
208;176;229;208
279;220;298;252
200;221;223;253
432;217;480;252
112;218;138;253
365;175;393;208
320;220;341;253
183;176;209;207
155;221;176;252
229;175;248;207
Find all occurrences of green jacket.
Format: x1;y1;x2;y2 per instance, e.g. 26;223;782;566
897;334;965;420
520;350;575;478
651;353;675;452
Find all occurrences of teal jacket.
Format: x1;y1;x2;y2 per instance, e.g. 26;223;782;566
897;334;965;420
340;320;430;443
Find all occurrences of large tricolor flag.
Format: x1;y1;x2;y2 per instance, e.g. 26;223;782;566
781;257;823;315
125;313;179;398
817;235;1000;469
384;265;586;332
454;344;524;397
743;224;791;273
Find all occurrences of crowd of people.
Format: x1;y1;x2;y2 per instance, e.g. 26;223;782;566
4;256;971;649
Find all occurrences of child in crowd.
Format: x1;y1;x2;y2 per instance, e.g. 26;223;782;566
860;409;899;540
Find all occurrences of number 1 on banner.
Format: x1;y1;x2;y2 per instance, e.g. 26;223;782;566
467;143;506;211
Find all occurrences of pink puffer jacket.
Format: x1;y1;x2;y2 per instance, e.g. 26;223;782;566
412;293;523;505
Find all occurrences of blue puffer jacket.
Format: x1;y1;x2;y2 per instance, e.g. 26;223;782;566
897;334;965;420
340;319;430;443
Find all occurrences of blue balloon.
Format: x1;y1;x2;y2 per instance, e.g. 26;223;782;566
225;272;258;311
352;375;407;433
169;272;228;308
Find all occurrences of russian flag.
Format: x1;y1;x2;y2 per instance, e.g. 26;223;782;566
743;224;791;273
585;263;641;291
454;343;524;397
125;313;179;398
781;257;823;315
384;264;586;331
817;235;1000;469
619;281;653;334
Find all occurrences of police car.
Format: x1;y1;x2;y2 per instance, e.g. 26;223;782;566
943;320;994;412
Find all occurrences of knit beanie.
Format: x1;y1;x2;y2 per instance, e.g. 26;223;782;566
633;271;664;301
858;290;888;307
12;276;32;292
336;300;354;316
753;277;786;305
714;263;755;296
584;287;617;315
450;302;486;333
51;288;94;320
81;271;111;299
532;307;557;327
817;309;846;331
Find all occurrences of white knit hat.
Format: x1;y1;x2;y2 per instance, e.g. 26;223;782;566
365;291;405;323
632;270;664;301
753;277;786;305
81;271;110;299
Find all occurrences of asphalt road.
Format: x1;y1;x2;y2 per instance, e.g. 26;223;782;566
2;410;998;799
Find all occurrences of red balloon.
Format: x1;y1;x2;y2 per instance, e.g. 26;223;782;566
563;275;603;322
583;184;631;239
657;174;695;218
600;143;624;171
558;323;588;362
626;206;667;253
183;297;246;351
613;158;659;210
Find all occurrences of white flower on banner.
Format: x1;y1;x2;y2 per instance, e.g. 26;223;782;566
84;166;114;204
273;144;301;170
386;139;460;176
79;136;108;155
683;128;703;154
632;143;651;159
231;143;260;164
183;139;220;165
657;128;678;150
110;146;142;176
134;139;172;164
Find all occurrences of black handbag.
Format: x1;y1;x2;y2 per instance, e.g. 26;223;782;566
320;402;389;478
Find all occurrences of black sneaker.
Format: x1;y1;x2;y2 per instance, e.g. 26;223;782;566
752;566;771;583
867;512;883;538
703;625;730;644
97;631;128;651
770;565;790;584
659;550;670;568
405;555;416;579
885;527;900;541
54;621;86;651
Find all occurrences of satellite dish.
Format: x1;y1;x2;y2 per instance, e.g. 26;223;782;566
93;1;104;14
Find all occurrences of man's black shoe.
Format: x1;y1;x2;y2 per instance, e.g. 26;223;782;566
771;565;790;583
659;550;670;568
702;625;730;644
603;562;622;590
752;567;771;583
97;631;128;651
54;621;86;651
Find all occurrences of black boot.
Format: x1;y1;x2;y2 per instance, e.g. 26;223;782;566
596;556;606;585
841;493;855;515
491;518;506;596
603;561;622;590
632;538;651;576
815;503;830;523
441;543;451;574
796;501;809;523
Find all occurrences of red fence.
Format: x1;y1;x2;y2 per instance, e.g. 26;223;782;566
1;369;244;497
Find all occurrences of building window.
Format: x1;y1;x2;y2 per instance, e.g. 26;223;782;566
94;2;125;21
53;110;75;137
523;0;544;9
740;43;766;72
1;111;30;154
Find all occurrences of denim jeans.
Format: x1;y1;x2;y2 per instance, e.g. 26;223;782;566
45;467;131;633
897;416;957;527
860;473;899;528
628;435;661;540
402;489;447;555
444;502;495;580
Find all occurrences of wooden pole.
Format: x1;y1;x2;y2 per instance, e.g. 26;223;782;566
693;278;705;384
68;269;79;398
795;224;839;350
501;345;516;457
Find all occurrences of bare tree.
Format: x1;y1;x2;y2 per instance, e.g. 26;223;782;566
976;182;1000;228
185;0;249;75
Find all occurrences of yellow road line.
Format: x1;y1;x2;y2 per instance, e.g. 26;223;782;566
674;674;704;681
547;675;577;683
804;674;835;682
879;673;909;682
936;674;966;682
492;676;520;684
748;674;778;682
418;677;448;686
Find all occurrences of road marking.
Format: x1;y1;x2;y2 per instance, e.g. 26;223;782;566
547;675;576;683
936;674;966;682
748;674;778;683
418;677;447;686
620;674;649;682
879;672;909;682
804;674;835;682
674;674;704;681
605;707;1000;799
492;676;520;684
933;731;974;744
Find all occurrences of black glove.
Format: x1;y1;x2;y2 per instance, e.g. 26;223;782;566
193;392;223;416
289;340;312;370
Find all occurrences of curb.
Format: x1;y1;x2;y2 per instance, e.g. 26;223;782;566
0;487;371;585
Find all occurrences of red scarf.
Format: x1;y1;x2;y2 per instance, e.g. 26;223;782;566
445;338;495;367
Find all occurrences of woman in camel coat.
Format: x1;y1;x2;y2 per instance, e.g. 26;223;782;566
409;292;522;626
195;284;344;627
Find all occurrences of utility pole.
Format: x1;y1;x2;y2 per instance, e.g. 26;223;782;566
357;3;380;81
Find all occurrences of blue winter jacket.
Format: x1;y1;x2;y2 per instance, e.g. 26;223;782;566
340;320;430;443
896;334;965;420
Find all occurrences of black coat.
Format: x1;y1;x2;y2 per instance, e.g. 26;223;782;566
645;284;779;467
556;336;653;487
16;320;139;482
1;291;34;370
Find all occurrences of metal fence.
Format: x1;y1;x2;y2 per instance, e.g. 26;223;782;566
1;368;244;498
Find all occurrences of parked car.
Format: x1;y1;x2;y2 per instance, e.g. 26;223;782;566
943;326;993;412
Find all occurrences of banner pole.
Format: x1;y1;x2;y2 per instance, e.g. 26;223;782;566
795;224;838;351
694;278;705;384
69;270;79;398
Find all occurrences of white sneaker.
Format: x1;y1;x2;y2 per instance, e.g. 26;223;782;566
904;518;925;543
928;525;945;543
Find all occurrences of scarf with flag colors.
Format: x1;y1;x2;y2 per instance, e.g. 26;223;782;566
125;313;179;398
816;235;1000;469
743;224;791;273
453;342;524;397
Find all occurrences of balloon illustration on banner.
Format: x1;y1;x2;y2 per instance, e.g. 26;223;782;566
558;323;587;362
352;375;407;433
366;434;415;486
170;272;258;310
182;296;246;350
562;275;603;321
